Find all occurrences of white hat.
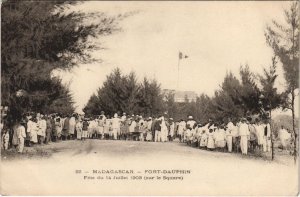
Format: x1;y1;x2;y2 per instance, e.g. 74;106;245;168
114;113;118;118
188;116;193;119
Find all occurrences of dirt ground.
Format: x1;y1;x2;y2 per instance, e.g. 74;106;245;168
0;139;298;196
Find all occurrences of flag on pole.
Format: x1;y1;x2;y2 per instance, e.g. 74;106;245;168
179;51;188;59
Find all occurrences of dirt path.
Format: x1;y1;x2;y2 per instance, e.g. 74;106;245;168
1;140;298;195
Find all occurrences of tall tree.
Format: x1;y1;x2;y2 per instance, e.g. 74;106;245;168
84;69;164;117
123;72;140;115
239;65;261;116
138;78;164;117
259;56;283;160
1;1;123;122
195;94;213;124
164;91;177;118
82;94;100;116
265;2;299;162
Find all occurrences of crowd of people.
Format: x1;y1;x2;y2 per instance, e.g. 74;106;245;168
1;111;292;156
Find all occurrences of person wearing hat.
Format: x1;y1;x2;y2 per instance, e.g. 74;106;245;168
184;116;195;143
238;118;250;155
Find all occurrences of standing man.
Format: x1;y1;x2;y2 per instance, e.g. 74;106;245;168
186;116;196;144
17;120;27;153
62;115;70;140
76;119;83;140
69;114;76;140
37;114;46;145
98;114;105;139
154;117;162;142
111;113;121;140
82;118;89;141
45;115;52;144
178;119;186;142
160;116;168;142
248;118;257;153
225;124;233;152
146;117;153;141
169;118;175;142
254;118;264;152
264;119;271;152
238;118;250;155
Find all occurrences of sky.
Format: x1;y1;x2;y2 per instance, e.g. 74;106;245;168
54;1;298;116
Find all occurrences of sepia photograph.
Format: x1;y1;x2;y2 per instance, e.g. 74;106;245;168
0;1;299;196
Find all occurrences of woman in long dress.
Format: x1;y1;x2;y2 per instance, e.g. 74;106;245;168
199;130;208;149
30;118;38;145
214;126;226;152
207;129;215;150
76;120;83;140
12;123;19;148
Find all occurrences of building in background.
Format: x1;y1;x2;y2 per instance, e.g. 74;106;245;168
162;89;197;103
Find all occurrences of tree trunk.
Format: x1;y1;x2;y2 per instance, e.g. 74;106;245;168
270;110;274;160
291;90;297;164
291;21;297;164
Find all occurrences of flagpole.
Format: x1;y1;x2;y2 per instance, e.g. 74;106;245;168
177;56;180;90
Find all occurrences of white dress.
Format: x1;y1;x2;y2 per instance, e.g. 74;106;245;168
30;122;38;143
207;132;215;149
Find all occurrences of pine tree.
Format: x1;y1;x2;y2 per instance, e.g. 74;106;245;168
239;65;261;116
1;1;124;122
258;56;283;160
265;2;299;163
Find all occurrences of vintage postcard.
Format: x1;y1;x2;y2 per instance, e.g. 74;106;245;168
0;1;299;196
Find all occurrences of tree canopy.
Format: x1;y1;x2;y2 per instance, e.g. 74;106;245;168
1;1;124;123
83;68;165;117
